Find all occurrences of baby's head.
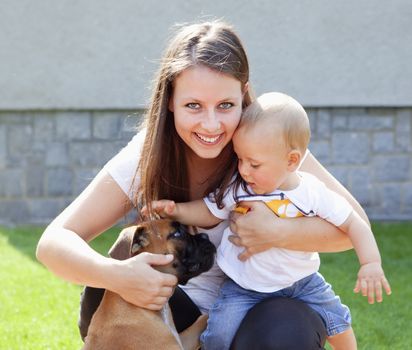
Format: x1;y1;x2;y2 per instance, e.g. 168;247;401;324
232;92;310;193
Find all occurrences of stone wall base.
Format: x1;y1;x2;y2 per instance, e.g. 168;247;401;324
0;108;411;225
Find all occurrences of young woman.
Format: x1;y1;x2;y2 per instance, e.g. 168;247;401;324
36;20;367;349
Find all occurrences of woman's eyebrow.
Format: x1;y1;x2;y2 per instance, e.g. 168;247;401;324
180;96;240;101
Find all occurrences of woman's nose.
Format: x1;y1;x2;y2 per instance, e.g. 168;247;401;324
201;109;221;131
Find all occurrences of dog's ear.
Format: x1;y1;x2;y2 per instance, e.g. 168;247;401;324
108;226;137;260
131;225;150;256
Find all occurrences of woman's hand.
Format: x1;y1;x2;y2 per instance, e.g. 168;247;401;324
109;253;178;310
229;201;284;261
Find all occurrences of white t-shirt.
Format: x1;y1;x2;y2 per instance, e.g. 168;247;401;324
103;131;226;313
204;171;352;293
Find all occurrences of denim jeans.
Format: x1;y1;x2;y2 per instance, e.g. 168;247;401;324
200;272;351;350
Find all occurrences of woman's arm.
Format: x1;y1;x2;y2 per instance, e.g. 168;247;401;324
36;169;177;310
230;153;369;259
300;152;370;226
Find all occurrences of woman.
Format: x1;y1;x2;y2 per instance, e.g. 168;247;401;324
36;20;367;349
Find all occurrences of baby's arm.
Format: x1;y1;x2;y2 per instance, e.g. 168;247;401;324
339;211;391;303
147;199;222;227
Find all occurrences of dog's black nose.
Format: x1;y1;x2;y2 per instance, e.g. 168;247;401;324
188;263;200;272
197;233;210;241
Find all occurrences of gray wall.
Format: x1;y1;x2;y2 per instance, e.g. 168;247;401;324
1;108;411;225
1;1;412;224
2;0;412;109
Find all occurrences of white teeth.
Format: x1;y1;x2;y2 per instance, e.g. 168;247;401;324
196;133;220;143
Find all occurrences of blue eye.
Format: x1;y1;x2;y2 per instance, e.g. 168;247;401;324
186;103;200;110
219;102;233;110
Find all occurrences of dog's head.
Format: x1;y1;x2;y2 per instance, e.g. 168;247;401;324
110;219;216;285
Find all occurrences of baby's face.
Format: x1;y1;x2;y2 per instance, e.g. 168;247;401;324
232;123;291;194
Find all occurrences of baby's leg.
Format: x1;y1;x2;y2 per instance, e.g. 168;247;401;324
200;279;260;350
292;273;354;349
328;327;357;350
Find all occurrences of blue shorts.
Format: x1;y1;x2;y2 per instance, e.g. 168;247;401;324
287;272;352;336
201;272;351;350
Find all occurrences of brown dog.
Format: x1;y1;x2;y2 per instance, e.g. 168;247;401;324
82;219;216;350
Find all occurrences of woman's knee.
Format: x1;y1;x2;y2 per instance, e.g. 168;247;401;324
78;286;105;341
168;287;201;333
231;297;327;350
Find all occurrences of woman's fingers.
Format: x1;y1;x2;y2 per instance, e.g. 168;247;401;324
155;286;175;298
141;253;178;287
238;249;251;261
141;251;173;265
228;234;242;246
146;299;170;311
114;252;178;309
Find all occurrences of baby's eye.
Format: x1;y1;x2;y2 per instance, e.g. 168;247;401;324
219;102;234;110
186;103;200;110
251;164;260;169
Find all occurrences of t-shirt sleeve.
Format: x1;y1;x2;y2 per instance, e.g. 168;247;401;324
203;186;237;220
103;130;146;201
305;174;353;226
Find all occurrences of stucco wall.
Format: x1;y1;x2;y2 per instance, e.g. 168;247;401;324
1;0;412;109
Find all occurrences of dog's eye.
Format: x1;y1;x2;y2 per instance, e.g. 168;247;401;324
169;230;184;239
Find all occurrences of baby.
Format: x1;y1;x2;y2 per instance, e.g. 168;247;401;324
147;92;391;349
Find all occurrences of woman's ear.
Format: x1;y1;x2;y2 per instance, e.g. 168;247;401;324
287;150;302;171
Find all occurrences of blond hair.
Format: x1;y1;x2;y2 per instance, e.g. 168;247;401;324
240;92;310;153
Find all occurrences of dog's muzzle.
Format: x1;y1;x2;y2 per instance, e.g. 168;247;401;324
169;223;216;285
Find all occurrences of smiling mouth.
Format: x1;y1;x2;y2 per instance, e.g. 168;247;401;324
194;133;223;145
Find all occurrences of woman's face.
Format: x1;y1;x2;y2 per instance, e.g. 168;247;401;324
170;65;244;159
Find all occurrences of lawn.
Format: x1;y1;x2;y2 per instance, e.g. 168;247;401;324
0;222;411;349
0;226;119;350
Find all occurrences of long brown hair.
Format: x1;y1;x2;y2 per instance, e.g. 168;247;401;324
134;20;253;215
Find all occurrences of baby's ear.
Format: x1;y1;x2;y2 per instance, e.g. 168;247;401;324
287;150;302;171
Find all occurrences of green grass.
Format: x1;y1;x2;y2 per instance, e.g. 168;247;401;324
1;222;411;349
319;222;412;349
0;226;119;350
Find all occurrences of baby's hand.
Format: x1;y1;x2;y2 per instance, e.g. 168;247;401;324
353;262;391;304
141;200;177;219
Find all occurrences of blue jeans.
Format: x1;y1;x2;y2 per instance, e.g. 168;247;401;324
200;272;351;350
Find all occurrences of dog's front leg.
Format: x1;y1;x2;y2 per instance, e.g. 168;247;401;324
179;314;208;350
